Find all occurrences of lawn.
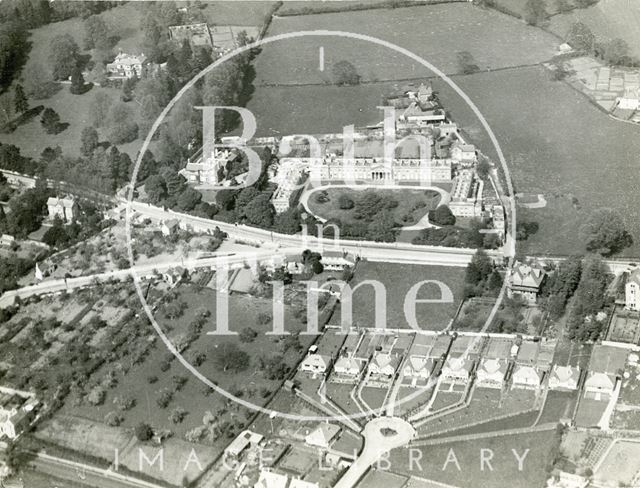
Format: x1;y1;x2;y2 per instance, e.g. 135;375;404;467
538;390;578;424
254;3;558;85
307;188;441;226
360;385;389;412
328;261;467;331
594;439;640;486
549;0;640;60
389;430;559;488
325;382;364;418
434;66;640;257
575;397;608;427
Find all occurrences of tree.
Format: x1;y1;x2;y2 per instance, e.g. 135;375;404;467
170;406;187;424
87;385;105;405
555;0;571;12
13;84;27;114
603;38;630;66
366;210;396;242
580;208;632;256
40;107;61;134
477;158;491;179
70;66;87;94
213;342;250;373
338;194;354;209
566;22;595;52
524;0;548;25
429;205;456;226
465;249;493;286
332;60;360;85
457;51;480;75
84;15;109;50
176;187;202;211
80;126;99;157
135;422;153;441
243;193;275;227
239;327;258;343
107;103;138;144
50;34;80;80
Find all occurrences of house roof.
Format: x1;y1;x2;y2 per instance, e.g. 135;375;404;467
163;219;180;229
372;352;399;370
305;423;340;447
551;365;580;384
301;354;330;369
334;357;361;373
628;268;640;287
479;358;507;376
254;470;288;488
47;196;76;208
111;52;146;66
405;356;434;374
589;345;627;375
512;364;542;383
443;356;474;374
289;479;319;488
509;261;545;289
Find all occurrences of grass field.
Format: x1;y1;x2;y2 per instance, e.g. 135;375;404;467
575;397;608;427
389;430;559;488
254;3;558;85
328;261;467;331
549;0;640;60
538;390;578;424
307;188;441;226
594;439;640;486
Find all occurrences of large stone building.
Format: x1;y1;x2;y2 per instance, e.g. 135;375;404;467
179;149;239;187
448;169;483;218
106;52;147;79
308;156;452;185
47;196;78;223
270;158;306;213
0;387;39;440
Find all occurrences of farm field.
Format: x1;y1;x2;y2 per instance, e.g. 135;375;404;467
328;261;467;330
306;187;441;226
389;430;560;488
549;0;640;60
254;3;559;85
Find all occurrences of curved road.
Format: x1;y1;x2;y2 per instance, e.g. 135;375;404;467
335;417;415;488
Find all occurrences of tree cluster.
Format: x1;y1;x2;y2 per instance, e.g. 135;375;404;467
566;22;637;67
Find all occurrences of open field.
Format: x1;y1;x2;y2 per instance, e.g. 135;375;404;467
307;188;441;226
594;439;640;486
390;430;559;488
328;261;466;330
549;0;640;60
575;397;608;427
254;3;558;85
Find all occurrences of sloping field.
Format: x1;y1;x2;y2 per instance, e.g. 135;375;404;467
254;3;559;85
550;0;640;59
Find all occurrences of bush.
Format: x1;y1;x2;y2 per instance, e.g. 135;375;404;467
135;422;153;441
87;386;105;406
105;411;123;427
239;327;258;343
428;205;456;226
338;194;355;210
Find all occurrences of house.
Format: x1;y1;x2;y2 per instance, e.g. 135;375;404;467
305;423;340;449
584;345;627;399
225;430;263;458
254;470;288;488
449;169;484;218
441;356;474;384
106;52;146;78
47;196;78;223
161;219;180;236
511;365;543;389
625;268;640;311
179;149;238;187
300;353;331;375
290;479;319;488
476;358;508;388
0;388;39;440
403;356;435;380
548;365;580;391
438;122;458;138
450;141;476;163
368;352;400;379
321;251;356;271
507;261;546;304
492;205;506;236
333;357;362;377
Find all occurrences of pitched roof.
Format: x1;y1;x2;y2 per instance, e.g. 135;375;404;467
551;365;580;384
628;268;640;287
509;261;546;288
479;358;507;375
512;364;542;384
301;354;330;369
47;196;76;208
334;357;361;373
305;423;340;447
405;356;434;374
254;470;288;488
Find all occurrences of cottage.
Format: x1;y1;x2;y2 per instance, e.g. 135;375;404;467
507;261;546;304
300;353;331;375
403;356;435;380
584;345;627;399
441;356;474;384
106;52;146;78
476;358;508;388
333;357;362;377
368;352;400;379
548;365;580;391
305;423;340;449
47;196;78;223
625;268;640;311
161;219;180;236
512;364;543;389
